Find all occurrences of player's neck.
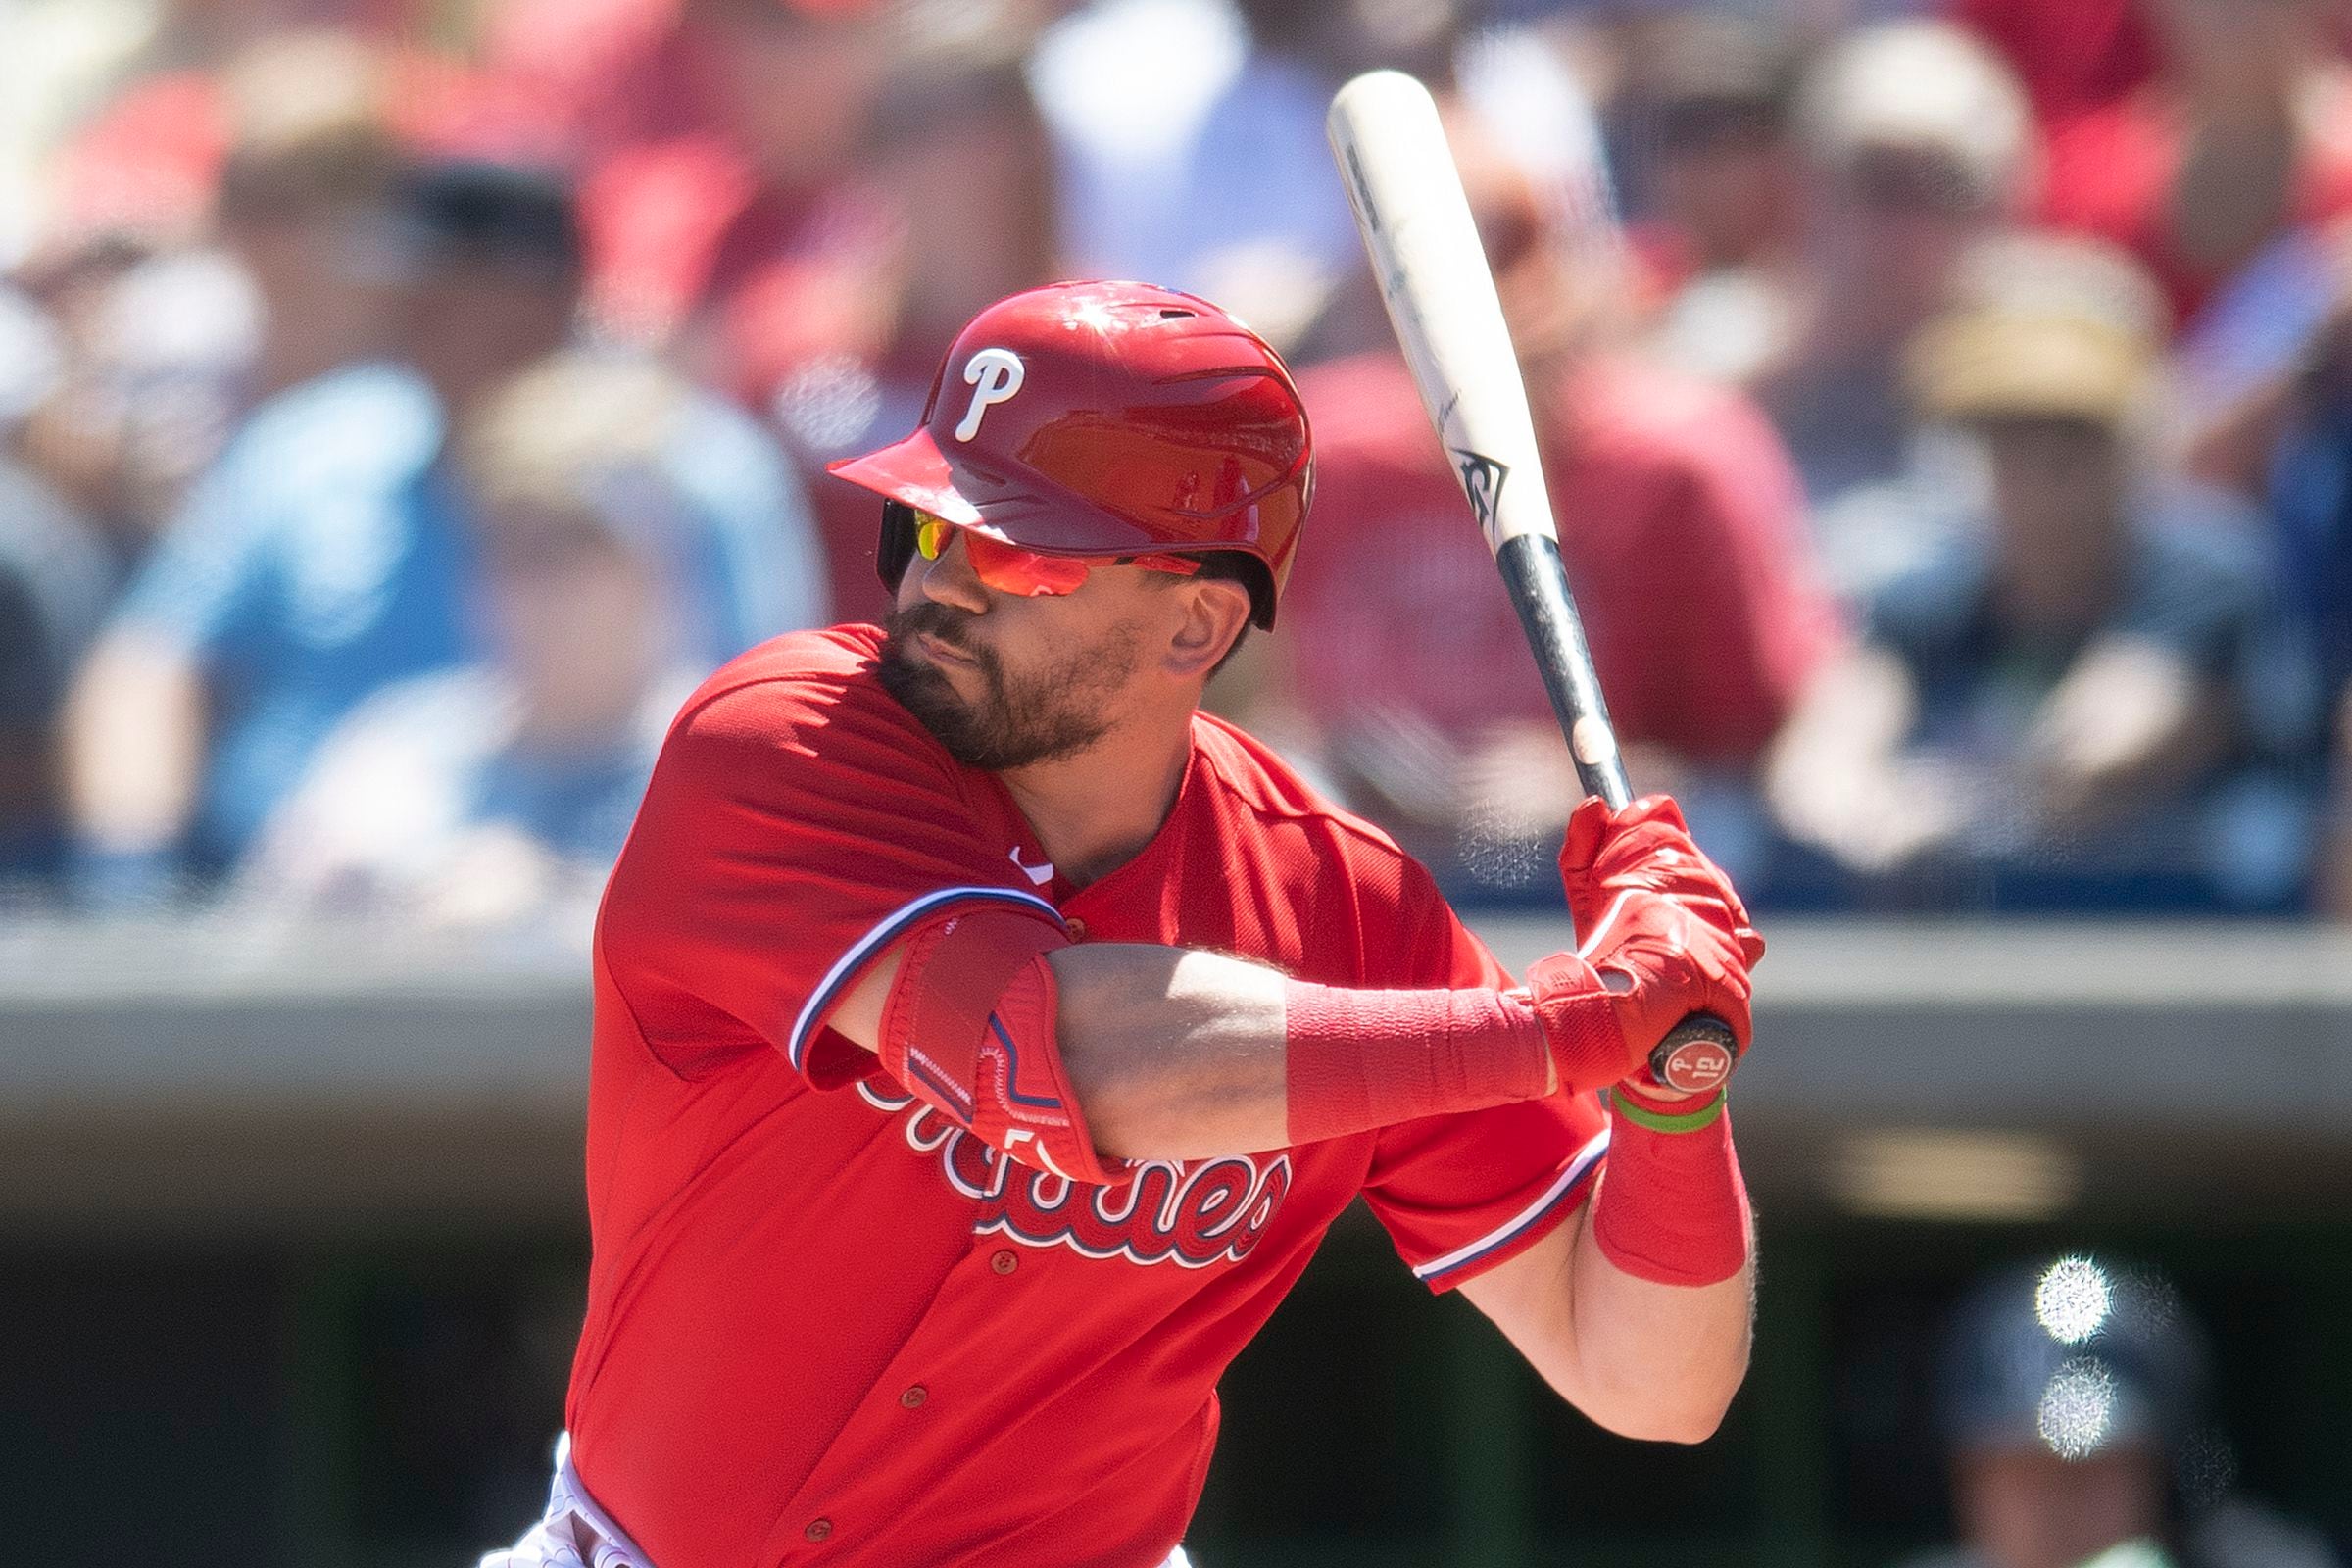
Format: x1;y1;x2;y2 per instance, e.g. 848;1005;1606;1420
995;717;1193;889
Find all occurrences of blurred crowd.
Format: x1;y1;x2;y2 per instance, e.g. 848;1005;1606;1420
8;0;2352;922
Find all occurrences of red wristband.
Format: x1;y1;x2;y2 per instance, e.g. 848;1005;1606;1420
1592;1095;1750;1287
1283;981;1551;1146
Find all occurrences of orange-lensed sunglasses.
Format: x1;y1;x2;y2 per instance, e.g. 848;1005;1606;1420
912;510;1201;598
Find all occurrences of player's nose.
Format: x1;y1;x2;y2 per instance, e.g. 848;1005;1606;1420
912;530;991;614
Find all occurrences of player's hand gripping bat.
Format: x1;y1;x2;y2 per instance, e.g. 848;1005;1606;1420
1326;69;1740;1095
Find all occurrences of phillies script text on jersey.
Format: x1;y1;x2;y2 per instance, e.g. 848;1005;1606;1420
562;627;1610;1568
859;1078;1298;1269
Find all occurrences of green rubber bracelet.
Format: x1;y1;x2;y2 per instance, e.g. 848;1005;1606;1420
1610;1087;1727;1135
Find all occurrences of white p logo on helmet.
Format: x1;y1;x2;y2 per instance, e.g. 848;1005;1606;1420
955;347;1025;441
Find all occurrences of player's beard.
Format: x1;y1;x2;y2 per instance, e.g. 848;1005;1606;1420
878;602;1139;770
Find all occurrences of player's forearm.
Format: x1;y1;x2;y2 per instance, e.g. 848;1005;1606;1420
1562;1197;1753;1443
1458;1190;1751;1444
1049;944;1293;1159
1051;945;1577;1161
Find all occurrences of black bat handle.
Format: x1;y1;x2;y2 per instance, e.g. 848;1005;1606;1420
1494;533;1740;1097
1494;533;1632;810
1647;1013;1740;1097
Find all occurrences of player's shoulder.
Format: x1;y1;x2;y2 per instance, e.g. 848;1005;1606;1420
662;623;951;773
1190;712;1436;884
674;622;883;715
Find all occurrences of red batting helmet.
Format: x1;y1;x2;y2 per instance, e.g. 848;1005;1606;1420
826;280;1312;628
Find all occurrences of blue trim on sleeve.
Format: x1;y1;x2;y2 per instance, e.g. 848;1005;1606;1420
1411;1129;1610;1291
786;885;1065;1073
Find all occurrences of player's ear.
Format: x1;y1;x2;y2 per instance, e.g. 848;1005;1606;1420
1163;577;1252;679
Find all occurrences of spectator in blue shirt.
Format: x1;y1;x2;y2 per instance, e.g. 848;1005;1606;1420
2264;256;2352;915
237;352;720;925
60;160;823;901
1767;234;2309;909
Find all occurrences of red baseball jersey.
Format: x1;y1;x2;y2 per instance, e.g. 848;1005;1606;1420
564;625;1609;1568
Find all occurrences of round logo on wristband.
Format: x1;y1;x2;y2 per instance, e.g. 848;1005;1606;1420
1657;1037;1734;1095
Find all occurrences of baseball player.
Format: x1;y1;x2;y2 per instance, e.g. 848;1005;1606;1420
485;281;1765;1568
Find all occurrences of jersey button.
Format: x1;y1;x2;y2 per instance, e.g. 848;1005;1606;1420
1064;916;1088;941
804;1518;832;1543
990;1248;1019;1275
900;1384;928;1408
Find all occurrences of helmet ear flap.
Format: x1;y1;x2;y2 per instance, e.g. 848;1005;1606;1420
877;499;919;595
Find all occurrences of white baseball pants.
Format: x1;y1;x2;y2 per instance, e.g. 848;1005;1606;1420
481;1434;1195;1568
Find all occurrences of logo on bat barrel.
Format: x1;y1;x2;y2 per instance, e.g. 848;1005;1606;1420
1452;449;1509;544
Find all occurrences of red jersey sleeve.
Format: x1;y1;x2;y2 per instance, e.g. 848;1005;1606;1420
598;650;1063;1088
1356;862;1611;1294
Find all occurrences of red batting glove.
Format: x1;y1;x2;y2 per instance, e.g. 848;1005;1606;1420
1558;794;1756;941
1519;796;1765;1098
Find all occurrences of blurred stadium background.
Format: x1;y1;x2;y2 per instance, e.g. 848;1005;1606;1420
3;0;2351;1562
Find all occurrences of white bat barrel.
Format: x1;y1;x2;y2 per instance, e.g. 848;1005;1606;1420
1325;70;1556;555
1328;69;1631;807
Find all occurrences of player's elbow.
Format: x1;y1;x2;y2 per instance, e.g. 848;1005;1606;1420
1563;1333;1749;1446
1579;1372;1742;1446
1621;1391;1737;1446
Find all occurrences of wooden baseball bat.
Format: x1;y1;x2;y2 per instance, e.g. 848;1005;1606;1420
1326;69;1738;1096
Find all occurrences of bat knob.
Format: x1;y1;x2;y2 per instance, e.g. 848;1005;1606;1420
1648;1014;1739;1097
